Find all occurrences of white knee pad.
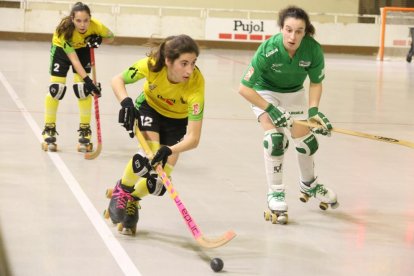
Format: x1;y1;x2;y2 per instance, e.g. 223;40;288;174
49;83;66;100
263;129;289;157
294;132;319;156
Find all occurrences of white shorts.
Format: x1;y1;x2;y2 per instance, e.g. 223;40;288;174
252;89;308;121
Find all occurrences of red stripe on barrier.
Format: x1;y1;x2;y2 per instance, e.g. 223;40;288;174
219;33;232;39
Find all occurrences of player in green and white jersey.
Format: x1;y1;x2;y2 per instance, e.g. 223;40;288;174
239;6;339;224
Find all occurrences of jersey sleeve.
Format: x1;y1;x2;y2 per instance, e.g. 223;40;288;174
308;44;325;83
91;18;114;39
121;58;148;84
240;52;265;89
187;70;205;121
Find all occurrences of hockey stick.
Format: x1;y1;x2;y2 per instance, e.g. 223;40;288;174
294;120;414;149
85;47;102;159
135;128;236;248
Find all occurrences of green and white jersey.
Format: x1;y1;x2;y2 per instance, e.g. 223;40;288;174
241;33;325;93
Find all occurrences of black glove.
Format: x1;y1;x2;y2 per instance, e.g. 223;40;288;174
85;34;102;48
83;76;101;97
151;146;172;167
118;97;141;138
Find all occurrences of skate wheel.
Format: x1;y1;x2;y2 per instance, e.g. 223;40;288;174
264;210;271;221
330;201;340;209
86;143;93;152
41;142;57;152
277;213;288;224
103;209;110;219
300;192;309;203
270;213;278;224
106;188;113;198
319;202;328;211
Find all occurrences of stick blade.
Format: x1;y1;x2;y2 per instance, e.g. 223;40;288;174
84;143;102;160
196;230;236;249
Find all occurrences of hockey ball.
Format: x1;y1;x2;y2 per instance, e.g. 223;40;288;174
210;257;223;272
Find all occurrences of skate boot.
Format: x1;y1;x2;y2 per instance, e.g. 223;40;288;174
117;197;140;235
264;185;288;224
407;54;412;63
103;180;135;225
77;123;93;152
41;123;59;152
299;177;339;210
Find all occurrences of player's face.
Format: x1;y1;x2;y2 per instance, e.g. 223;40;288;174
166;52;198;83
281;17;306;55
72;11;91;34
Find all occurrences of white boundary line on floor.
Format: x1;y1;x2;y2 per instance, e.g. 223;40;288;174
0;71;142;276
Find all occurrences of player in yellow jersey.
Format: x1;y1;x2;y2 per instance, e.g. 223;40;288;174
104;35;205;235
41;2;114;152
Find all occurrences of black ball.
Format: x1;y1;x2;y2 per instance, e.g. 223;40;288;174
210;258;224;272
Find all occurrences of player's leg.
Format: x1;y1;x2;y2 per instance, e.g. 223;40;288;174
42;46;70;151
292;126;338;210
73;48;94;152
407;28;414;63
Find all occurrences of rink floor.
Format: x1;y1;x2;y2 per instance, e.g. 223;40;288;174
0;40;413;276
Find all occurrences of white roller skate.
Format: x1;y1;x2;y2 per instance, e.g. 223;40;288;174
264;185;288;224
41;123;58;152
77;123;93;152
299;177;339;210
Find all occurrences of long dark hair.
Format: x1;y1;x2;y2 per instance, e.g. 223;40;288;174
147;34;200;72
278;6;315;36
56;2;91;41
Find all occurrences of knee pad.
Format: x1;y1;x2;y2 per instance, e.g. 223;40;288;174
49;83;66;100
263;129;289;157
132;153;152;177
73;83;91;99
146;177;166;196
294;132;319;156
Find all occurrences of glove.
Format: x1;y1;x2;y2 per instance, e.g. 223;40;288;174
83;76;101;97
85;34;102;48
151;146;172;167
308;107;332;136
118;97;141;138
265;104;293;128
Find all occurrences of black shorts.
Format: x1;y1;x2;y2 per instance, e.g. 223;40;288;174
138;100;188;146
49;45;91;77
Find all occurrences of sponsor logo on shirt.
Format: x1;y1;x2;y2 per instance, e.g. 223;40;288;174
243;66;254;81
271;63;283;72
299;60;311;67
149;83;157;91
265;48;278;57
128;67;139;79
157;95;175;105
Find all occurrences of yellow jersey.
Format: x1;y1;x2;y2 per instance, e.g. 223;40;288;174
124;57;205;121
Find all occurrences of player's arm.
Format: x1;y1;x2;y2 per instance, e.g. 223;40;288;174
66;51;89;79
308;82;322;108
239;84;268;110
170;119;202;154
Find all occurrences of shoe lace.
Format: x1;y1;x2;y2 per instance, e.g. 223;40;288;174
42;124;59;136
77;124;91;138
269;191;285;201
113;187;133;210
307;184;328;197
126;200;140;216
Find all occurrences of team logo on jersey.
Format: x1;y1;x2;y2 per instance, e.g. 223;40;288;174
149;83;157;91
192;103;200;115
243;66;254;81
299;60;311;67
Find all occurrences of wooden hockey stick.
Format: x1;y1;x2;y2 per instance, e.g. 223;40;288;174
135;128;236;248
294;120;414;149
85;48;102;159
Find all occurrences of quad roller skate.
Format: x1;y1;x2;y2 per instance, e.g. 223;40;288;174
77;123;93;152
103;181;140;235
299;177;339;210
41;123;58;152
264;189;288;225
